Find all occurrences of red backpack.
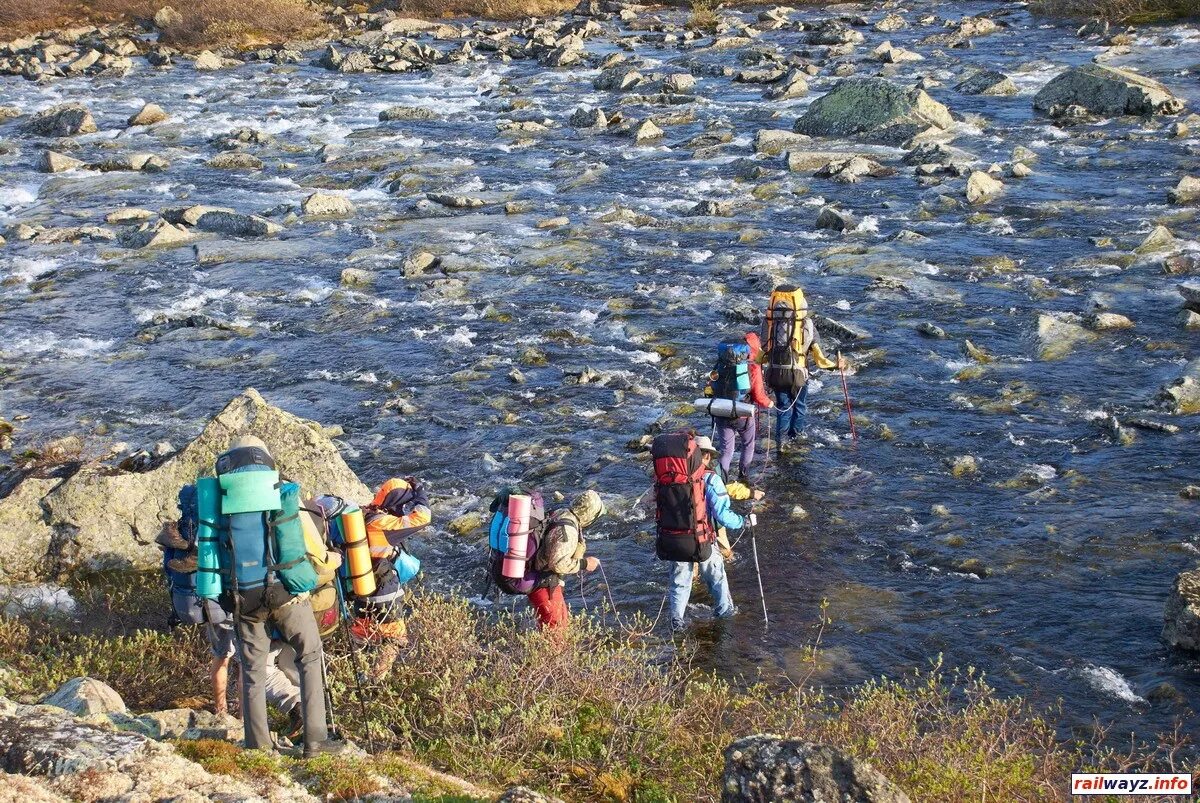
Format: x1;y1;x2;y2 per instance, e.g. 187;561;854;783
652;431;714;562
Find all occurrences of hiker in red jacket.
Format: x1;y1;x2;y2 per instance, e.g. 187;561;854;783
715;332;773;482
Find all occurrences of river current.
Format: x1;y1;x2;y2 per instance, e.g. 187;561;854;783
1;0;1199;745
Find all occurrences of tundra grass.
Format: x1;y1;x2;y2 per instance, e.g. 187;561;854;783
0;575;1188;802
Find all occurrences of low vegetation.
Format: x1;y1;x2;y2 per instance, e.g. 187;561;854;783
0;0;327;50
1029;0;1198;21
384;0;576;21
0;571;1189;802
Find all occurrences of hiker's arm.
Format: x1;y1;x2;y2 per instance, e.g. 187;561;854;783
707;475;745;530
810;338;837;370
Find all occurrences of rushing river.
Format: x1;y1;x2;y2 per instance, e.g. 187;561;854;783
2;0;1199;745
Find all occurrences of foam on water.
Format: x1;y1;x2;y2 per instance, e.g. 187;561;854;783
1078;665;1146;705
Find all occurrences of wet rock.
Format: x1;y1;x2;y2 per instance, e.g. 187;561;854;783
947;455;978;477
448;511;484;536
722;735;911;803
1163;567;1200;652
1036;312;1095;360
1033;64;1186;118
41;678;126;717
787;150;865;173
917;322;946;338
206;152;264;170
1136;225;1177;254
90;153;169;173
754;129;809;156
404;251;439;277
1159;359;1200;415
662;73;696;93
121;220;193;250
194;210;282;238
379;106;437;121
871;41;923;63
807;20;864;46
689;200;733;217
956;69;1017;96
1009;162;1032;178
1087;312;1133;331
875;13;908;32
965;170;1003;204
634;119;663;143
816;205;856;231
105;208;154;224
1165;254;1200;276
0;390;369;580
569;106;607;129
40;150;83;173
126;103;168;127
1182;486;1200;500
340;268;374;287
302;192;356;219
793;78;953;145
428;193;486;209
764;69;808;100
816;156;895;183
594;64;643;91
536;216;569;229
22;104;97;137
1179;310;1200;329
193;50;237;71
1168;176;1200;205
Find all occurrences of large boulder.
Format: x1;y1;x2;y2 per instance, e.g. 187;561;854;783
1033;65;1185;118
40;678;126;717
0;695;316;800
22;104;98;137
722;735;911;803
1159;359;1200;415
1164;567;1200;651
794;78;953;145
0;390;370;581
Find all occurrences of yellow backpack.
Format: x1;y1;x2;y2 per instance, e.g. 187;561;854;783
762;285;814;392
301;500;342;637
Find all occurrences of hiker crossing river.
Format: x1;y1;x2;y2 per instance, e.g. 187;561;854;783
1;0;1198;752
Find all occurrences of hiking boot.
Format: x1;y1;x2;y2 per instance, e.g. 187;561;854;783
304;739;350;759
167;553;198;574
736;471;748;485
156;521;189;551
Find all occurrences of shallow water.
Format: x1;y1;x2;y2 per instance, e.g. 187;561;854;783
2;0;1199;744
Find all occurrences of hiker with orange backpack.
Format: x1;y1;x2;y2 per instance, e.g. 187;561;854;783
760;285;847;452
651;432;764;632
351;477;432;678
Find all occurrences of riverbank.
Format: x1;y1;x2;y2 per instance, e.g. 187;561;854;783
0;569;1178;801
2;0;1196;53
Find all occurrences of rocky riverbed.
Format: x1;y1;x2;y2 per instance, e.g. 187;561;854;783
1;0;1199;749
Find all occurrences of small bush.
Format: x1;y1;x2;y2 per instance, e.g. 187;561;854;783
686;0;719;32
386;0;575;21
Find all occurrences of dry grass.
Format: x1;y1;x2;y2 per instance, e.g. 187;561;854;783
0;0;328;50
383;0;574;21
0;578;1187;802
1029;0;1199;21
685;0;719;31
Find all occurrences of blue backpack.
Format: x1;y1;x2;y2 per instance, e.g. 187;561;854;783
712;341;751;401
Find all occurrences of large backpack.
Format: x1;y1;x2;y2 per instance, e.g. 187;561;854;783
711;341;751;401
652;431;714;563
165;484;228;628
211;445;318;616
300;497;344;638
763;285;814;393
487;487;545;595
533;509;583;576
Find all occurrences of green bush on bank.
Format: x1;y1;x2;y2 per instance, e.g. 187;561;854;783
0;574;1181;802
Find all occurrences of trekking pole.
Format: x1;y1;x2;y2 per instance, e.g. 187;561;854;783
837;351;857;443
334;581;376;754
748;515;769;630
320;650;338;739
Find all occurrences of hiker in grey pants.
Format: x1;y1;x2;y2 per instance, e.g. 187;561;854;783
235;595;329;755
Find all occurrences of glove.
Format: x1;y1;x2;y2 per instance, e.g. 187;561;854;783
748;514;757;527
